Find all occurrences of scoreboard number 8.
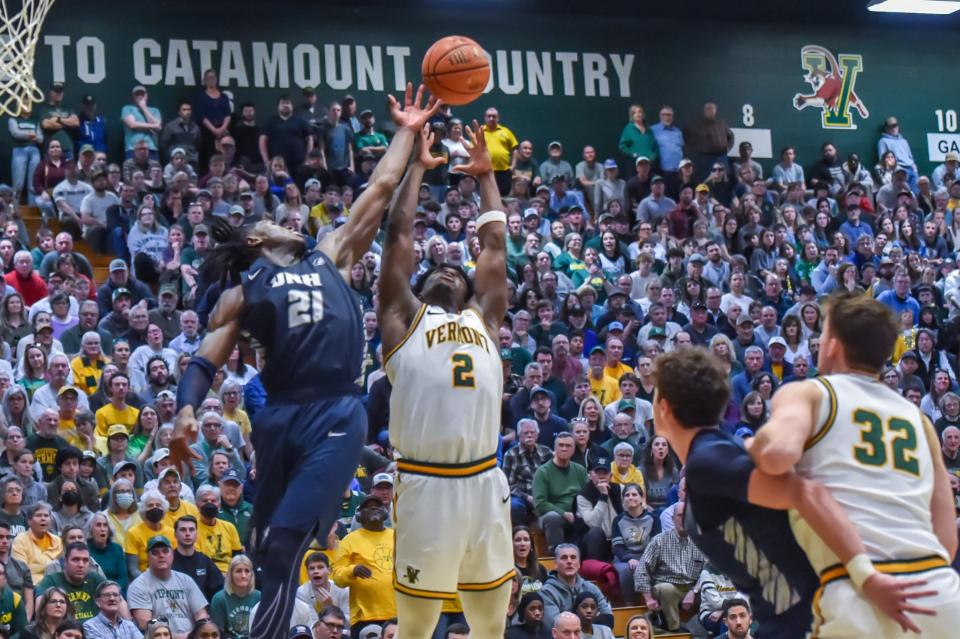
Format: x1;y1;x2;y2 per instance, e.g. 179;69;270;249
742;104;755;128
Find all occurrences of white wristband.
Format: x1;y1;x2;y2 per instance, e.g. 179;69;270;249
845;554;877;591
476;210;506;230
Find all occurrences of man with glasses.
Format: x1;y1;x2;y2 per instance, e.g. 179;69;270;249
189;413;244;487
83;580;140;639
311;606;346;639
128;535;208;638
502;419;552;527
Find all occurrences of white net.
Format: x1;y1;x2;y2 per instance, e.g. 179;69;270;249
0;0;55;116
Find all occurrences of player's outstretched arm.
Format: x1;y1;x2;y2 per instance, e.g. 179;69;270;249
323;83;440;275
451;120;507;334
749;380;820;475
922;415;959;560
172;286;245;471
379;126;444;354
748;470;937;633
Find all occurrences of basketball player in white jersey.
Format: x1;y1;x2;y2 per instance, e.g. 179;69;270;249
751;293;958;637
378;121;512;639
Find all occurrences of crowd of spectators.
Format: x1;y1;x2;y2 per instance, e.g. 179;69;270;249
0;71;957;639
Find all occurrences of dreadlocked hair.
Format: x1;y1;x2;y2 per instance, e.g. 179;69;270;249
199;217;260;287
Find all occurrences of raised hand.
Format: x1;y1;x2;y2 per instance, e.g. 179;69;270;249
861;573;937;633
387;83;442;132
171;406;204;476
450;119;493;177
417;124;446;170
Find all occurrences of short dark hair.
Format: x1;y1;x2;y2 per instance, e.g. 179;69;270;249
653;348;730;428
305;551;329;568
55;446;82;469
318;605;345;622
723;597;751;618
64;542;89;559
445;623;470;638
175;515;198;531
822;293;897;373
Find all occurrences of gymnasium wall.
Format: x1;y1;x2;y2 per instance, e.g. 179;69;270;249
12;0;960;177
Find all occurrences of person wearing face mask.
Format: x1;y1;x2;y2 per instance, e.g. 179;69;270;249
194;486;241;575
104;477;140;549
123;488;176;578
50;481;92;534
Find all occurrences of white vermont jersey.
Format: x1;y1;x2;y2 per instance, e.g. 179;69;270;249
384;304;503;464
790;373;946;574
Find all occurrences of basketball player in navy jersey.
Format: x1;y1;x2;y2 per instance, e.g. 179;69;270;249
652;348;934;637
171;84;440;639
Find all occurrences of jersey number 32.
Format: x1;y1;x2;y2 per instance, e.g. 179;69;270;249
852;408;919;476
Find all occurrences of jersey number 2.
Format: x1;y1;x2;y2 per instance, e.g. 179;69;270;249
451;354;475;389
287;290;324;328
852;408;919;476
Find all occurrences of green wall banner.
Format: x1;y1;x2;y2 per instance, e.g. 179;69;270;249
10;1;957;176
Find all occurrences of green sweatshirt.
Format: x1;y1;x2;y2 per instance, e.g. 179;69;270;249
532;460;588;516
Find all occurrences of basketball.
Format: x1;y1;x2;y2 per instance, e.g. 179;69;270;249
421;35;490;106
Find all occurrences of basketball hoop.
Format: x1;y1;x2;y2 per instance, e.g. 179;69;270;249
0;0;55;116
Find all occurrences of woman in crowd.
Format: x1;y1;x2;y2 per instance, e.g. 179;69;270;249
349;262;374;309
275;183;308;225
103;478;140;550
875;150;898;187
709;334;741;378
611;483;659;605
224;346;257;387
640;436;679;514
12;502;63;586
146;619;174;639
0;292;31;352
610;443;643;487
780;315;810;365
553;233;588;288
8;450;44;507
47;293;76;340
86;512;128;591
127;206;170;285
736;391;768;438
577;396;607;445
798;302;822;340
196;69;232;168
624;615;655;639
50;481;92;534
124;489;173;577
19;589;74;639
618;104;657;164
210;555;260;639
189;619;223;639
512;526;546;594
0;477;27;537
598;231;629;282
2;387;34;440
130;404;161;462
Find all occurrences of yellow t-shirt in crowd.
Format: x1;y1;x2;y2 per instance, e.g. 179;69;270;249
123;521;177;572
482;125;519;171
163;499;200;529
94;404;139;437
604;362;634;381
197;517;243;574
331;527;396;623
589;374;622;406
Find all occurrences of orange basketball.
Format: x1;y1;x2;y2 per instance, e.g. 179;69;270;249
421;36;490;106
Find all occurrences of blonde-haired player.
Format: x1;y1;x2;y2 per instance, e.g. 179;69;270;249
751;293;959;637
378;120;512;639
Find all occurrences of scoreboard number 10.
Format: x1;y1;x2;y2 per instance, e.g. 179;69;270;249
935;109;958;133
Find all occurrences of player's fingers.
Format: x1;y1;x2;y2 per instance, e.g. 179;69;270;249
901;588;939;600
413;84;424;109
893;612;922;634
449;164;470;175
386;94;398;111
425;96;442;117
404;82;413;107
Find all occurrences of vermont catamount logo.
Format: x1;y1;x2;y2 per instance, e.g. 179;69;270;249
793;45;869;130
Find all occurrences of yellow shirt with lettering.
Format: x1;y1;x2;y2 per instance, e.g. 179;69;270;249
589;374;622;406
197;517;243;573
331;528;396;623
123;521;177;572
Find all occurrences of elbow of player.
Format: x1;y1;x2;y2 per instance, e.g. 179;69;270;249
752;442;800;476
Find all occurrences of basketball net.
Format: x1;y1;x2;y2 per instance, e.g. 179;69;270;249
0;0;55;116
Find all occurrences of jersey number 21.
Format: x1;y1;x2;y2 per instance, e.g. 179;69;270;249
287;290;324;328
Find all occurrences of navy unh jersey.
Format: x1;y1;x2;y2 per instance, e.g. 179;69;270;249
684;429;818;638
241;250;364;397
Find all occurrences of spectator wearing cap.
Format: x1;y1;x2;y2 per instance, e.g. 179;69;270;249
546;179;585;220
96;259;154;318
146;285;182;346
128;532;208;635
605;371;653;432
350;473;394;532
217;469;252;546
97;426;141;486
354;110;388;159
331;495;396;634
877;116;919;194
9;105;44;206
55;385;89;451
527;385;568;447
162;146;198;185
575;454;622;560
37;84;79;158
154;467;199;531
502;419;552;526
683;301;718;347
636;176;676;228
4;250;46;306
45;445;98;511
121;85;162;160
532;432;587;552
764;337;794;383
585;346;619;407
932;152;960;191
538;141;574;187
597;159;626;215
51;161;93;237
